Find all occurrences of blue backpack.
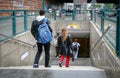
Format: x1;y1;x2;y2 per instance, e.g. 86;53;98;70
37;18;53;44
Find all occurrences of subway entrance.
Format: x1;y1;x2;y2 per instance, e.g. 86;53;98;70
72;38;90;58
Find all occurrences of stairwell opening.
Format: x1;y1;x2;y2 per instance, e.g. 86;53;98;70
72;38;90;58
55;20;90;58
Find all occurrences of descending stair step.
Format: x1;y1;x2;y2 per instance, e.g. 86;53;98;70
51;58;92;66
0;66;107;78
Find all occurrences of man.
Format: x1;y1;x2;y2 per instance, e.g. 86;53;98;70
32;10;53;68
72;39;80;59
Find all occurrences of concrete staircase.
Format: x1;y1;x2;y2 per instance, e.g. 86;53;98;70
0;58;107;78
51;58;92;66
0;66;107;78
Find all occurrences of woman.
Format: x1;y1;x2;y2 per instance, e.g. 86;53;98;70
57;28;72;67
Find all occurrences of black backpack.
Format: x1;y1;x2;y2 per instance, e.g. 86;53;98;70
72;44;77;51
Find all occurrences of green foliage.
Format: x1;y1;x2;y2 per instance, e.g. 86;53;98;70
103;4;114;9
95;4;101;8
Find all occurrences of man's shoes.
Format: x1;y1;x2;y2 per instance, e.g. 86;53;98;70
33;64;39;68
45;65;51;68
59;62;62;67
56;56;59;59
72;57;74;62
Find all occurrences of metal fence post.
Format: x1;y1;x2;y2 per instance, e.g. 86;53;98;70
94;10;96;23
24;11;28;31
42;0;45;10
90;10;93;20
72;10;75;20
101;10;104;33
116;8;120;57
54;11;56;20
12;11;16;35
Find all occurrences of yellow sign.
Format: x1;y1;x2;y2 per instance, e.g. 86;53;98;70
67;24;80;29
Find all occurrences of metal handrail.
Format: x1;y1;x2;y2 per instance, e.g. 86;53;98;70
0;33;36;48
91;25;111;51
0;33;56;48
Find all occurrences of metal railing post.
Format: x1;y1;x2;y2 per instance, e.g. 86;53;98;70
24;11;28;31
116;9;120;57
72;10;75;20
54;11;56;20
94;10;96;22
90;10;93;20
101;10;104;33
42;0;45;10
12;11;16;35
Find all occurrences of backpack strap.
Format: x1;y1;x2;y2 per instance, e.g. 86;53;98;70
43;18;48;24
